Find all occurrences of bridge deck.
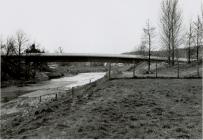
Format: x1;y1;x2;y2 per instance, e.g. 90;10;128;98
1;53;189;63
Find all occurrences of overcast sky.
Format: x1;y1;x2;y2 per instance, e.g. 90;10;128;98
0;0;202;54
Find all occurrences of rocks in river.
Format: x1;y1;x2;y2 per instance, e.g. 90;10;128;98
35;71;64;81
35;72;49;81
46;72;64;79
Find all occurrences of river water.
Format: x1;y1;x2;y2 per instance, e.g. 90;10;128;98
0;72;105;116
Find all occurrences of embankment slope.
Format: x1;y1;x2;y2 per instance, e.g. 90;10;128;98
1;78;202;139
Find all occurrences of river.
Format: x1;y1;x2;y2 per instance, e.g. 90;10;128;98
0;72;105;116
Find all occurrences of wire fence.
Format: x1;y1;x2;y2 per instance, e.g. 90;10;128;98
107;61;202;80
24;78;97;104
15;61;202;106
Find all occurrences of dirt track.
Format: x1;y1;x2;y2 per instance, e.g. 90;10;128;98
1;78;202;139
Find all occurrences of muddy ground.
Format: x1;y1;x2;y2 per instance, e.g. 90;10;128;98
0;78;202;139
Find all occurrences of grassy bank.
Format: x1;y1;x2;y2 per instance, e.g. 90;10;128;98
1;77;202;139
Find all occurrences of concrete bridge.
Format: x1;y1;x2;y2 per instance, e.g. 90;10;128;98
1;53;190;79
1;53;188;63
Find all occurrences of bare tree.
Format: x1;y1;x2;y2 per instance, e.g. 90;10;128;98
55;46;64;54
16;31;28;55
143;19;155;73
186;23;195;63
5;37;16;56
1;37;17;80
171;0;183;64
194;16;203;61
16;31;28;78
160;0;172;65
0;37;5;55
58;46;63;53
160;0;183;66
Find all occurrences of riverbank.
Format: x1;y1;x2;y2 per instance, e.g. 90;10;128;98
1;64;108;88
1;77;202;139
0;72;106;105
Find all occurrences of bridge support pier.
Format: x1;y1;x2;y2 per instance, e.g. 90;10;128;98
197;60;200;77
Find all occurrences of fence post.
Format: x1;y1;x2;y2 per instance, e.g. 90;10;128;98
55;93;57;100
71;87;74;99
197;60;200;77
155;61;158;78
39;96;41;102
91;88;94;97
108;63;111;80
133;60;136;78
177;60;180;78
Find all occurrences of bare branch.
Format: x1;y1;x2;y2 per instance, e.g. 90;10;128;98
16;30;28;56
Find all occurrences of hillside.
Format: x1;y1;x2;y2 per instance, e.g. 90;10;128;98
124;46;203;59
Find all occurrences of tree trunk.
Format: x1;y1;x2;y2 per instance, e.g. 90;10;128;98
196;24;199;62
188;36;191;64
172;46;175;66
168;28;171;65
18;45;21;79
168;47;171;65
148;34;151;73
188;47;191;63
197;46;199;62
171;26;175;66
188;24;192;64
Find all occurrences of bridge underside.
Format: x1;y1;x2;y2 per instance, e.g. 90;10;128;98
1;53;171;64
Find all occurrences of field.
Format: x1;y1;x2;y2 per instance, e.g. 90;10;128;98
1;78;202;139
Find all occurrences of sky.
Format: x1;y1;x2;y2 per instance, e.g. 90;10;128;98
0;0;202;54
